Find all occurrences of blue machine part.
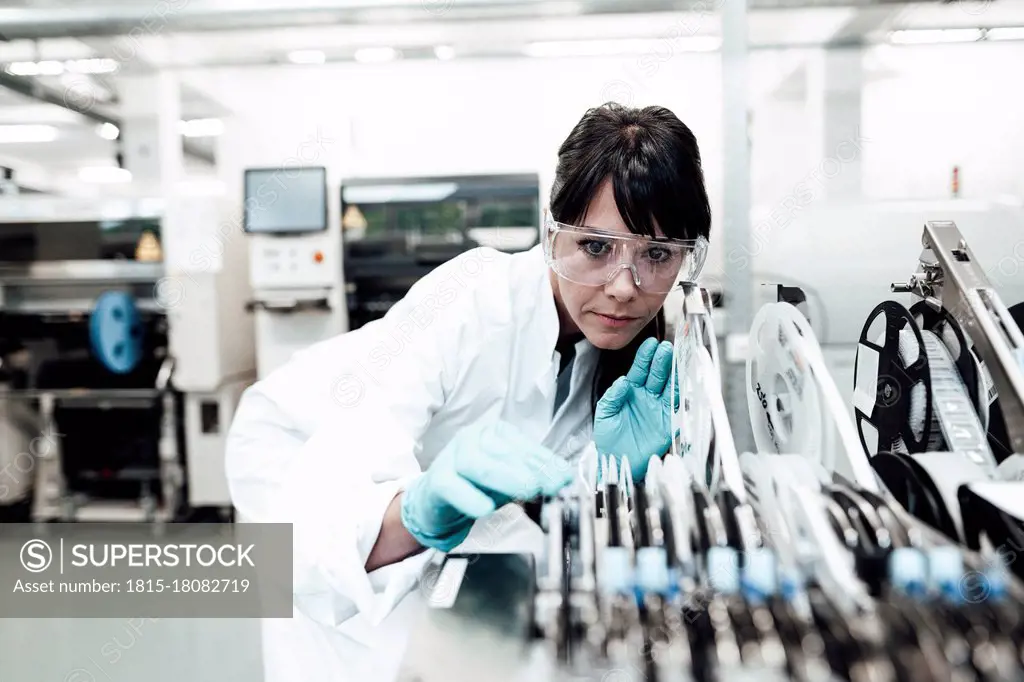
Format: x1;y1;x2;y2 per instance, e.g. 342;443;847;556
741;548;778;603
599;547;633;596
635;547;671;596
707;546;740;595
889;547;928;598
89;291;144;374
926;546;964;600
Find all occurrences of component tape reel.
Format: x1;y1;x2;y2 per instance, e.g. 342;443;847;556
746;302;829;467
909;301;990;430
671;311;716;491
670;285;723;492
854;301;992;468
747;301;880;491
853;301;938;456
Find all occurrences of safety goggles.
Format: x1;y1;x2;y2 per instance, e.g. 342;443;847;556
543;211;708;294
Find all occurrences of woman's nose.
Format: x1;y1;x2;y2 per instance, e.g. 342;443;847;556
604;265;640;301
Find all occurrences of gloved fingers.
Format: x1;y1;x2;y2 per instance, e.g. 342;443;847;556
457;456;547;501
433;468;497;519
645;341;673;394
625;337;660;386
522;454;574;496
629;455;652;483
595;376;631;420
457;423;572;498
482;429;573;496
479;423;560;472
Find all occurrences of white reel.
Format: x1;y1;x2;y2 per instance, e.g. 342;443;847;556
746;302;877;491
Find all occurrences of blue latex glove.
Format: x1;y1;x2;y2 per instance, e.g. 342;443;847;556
593;337;674;482
401;420;573;551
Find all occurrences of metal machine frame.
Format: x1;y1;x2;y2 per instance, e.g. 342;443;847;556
892;221;1024;455
0;196;255;523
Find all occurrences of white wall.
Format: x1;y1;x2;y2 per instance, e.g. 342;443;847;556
186;54;733;262
185;40;1024;282
860;42;1024;202
751;41;1024;208
187;56;726;185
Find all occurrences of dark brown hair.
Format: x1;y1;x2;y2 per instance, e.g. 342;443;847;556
548;102;711;410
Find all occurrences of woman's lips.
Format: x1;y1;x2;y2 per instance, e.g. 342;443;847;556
593;312;639;328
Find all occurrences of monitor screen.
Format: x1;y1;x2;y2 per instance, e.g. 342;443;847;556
243;166;327;234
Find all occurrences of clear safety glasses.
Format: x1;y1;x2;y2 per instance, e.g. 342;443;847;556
543;212;708;294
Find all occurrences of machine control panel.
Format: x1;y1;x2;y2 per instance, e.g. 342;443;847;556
249;235;335;290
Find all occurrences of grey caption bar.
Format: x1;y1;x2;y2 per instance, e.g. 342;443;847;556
0;523;293;618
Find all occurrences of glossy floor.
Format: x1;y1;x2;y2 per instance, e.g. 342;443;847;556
0;618;263;682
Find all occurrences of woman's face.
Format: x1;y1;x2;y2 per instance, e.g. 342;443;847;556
549;178;672;350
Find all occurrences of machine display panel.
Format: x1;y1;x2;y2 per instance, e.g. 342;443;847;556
243;166;327;234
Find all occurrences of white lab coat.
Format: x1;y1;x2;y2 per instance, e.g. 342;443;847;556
225;244;599;682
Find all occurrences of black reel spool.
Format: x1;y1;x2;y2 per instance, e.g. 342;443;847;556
855;301;935;456
909;300;983;417
869;451;960;542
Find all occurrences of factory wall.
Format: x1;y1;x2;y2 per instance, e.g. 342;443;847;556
189;40;1024;278
750;41;1024;207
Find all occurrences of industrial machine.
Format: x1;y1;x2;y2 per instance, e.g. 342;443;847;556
0;194;254;522
397;221;1024;682
340;174;541;329
245;165;348;378
850;221;1024;558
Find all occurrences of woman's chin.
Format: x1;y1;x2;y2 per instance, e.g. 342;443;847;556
583;326;638;351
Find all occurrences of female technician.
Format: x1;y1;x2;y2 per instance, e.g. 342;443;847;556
224;102;712;682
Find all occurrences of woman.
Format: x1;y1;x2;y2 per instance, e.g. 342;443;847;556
225;102;711;682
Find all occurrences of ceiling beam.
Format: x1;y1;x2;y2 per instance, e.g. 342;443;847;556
762;4;904;99
0;72;215;165
0;0;959;39
0;153;59;194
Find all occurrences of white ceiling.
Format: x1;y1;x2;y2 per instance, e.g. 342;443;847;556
0;0;1022;194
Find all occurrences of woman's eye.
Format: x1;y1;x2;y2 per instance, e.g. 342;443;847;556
646;246;671;263
579;239;610;257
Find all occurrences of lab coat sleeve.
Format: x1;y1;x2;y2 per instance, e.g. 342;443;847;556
225;247;510;637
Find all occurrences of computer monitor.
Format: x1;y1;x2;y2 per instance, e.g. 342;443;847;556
243;166;327;234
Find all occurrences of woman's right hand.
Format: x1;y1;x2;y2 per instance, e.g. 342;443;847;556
400;420;573;551
593;338;674;483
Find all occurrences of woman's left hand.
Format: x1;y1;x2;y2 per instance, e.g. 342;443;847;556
593;337;674;482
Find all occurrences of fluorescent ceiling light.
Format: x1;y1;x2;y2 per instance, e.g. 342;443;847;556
986;27;1024;41
288;49;326;64
6;61;43;76
343;183;458;203
179;118;224;138
79;167;132;184
889;29;983;44
97;122;120;140
523;37;720;57
6;58;118;76
354;47;399;63
66;58;119;74
7;60;64;76
434;45;456;61
0;124;59;143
